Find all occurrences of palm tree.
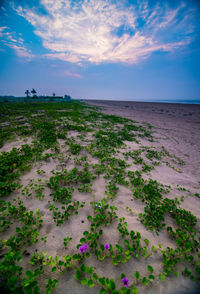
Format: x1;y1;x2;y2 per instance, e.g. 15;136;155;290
31;88;37;98
25;90;30;98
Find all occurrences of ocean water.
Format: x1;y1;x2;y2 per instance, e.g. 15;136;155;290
1;97;200;105
83;98;200;105
122;99;200;105
120;99;200;105
153;99;200;105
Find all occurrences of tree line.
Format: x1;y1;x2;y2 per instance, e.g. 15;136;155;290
25;89;57;98
25;89;37;98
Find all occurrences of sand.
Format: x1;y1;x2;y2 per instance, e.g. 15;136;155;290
1;100;200;294
85;100;200;187
84;100;200;294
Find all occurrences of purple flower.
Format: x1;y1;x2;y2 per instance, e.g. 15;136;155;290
79;244;88;253
122;277;129;287
79;246;85;253
104;243;110;250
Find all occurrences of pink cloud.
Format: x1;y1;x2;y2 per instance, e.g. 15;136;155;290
64;70;83;78
13;0;197;65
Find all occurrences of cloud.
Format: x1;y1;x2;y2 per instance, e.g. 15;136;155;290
64;70;83;78
0;26;34;60
6;43;34;59
0;26;8;36
44;52;81;63
13;0;197;65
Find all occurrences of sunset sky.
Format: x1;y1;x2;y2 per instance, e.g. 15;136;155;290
0;0;200;102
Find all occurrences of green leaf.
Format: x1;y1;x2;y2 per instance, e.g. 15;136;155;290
58;260;64;266
26;270;33;277
100;244;105;251
148;275;155;282
75;270;81;280
92;273;98;280
72;254;80;260
80;264;86;272
85;252;90;258
131;288;138;294
147;265;154;273
52;279;58;288
110;279;116;290
173;270;178;277
81;279;88;286
121;273;126;279
88;279;94;287
117;255;122;262
100;288;107;294
116;244;123;252
52;267;57;272
134;271;140;279
98;255;105;261
124;240;130;246
99;278;105;286
105;278;110;288
87;266;94;274
142;277;149;285
121;288;130;294
152;245;157;252
159;274;165;282
23;279;30;287
112;259;118;266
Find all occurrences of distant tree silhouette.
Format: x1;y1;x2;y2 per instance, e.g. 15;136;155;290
25;90;30;98
52;93;56;97
31;88;37;98
64;94;72;101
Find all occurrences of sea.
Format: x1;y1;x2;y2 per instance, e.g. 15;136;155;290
85;99;200;105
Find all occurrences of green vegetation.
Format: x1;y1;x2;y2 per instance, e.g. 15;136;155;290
0;101;199;293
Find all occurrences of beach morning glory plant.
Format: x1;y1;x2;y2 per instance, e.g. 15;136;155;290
79;244;88;253
122;277;129;287
104;243;110;250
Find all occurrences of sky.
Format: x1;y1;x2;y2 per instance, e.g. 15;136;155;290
0;0;200;102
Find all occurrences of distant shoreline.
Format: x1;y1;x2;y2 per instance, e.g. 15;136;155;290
83;98;200;105
85;99;200;124
0;97;199;105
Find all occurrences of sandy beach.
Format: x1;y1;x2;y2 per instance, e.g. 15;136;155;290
0;101;200;294
1;0;200;292
84;99;200;294
85;100;200;188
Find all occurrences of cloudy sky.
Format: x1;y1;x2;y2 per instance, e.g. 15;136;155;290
0;0;200;102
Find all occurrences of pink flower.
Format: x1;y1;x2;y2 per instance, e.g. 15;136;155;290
104;243;110;250
122;277;129;287
79;244;88;253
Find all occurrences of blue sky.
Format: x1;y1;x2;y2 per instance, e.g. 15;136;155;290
0;0;200;102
